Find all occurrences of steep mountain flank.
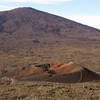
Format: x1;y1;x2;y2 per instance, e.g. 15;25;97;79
0;7;100;51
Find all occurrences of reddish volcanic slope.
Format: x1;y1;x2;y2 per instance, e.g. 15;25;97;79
49;62;83;75
7;62;100;83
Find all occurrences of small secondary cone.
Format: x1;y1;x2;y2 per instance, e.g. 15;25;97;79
5;62;100;83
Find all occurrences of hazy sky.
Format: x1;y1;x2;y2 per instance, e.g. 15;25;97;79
0;0;100;29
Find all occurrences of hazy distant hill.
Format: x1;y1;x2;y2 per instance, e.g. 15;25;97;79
0;7;100;52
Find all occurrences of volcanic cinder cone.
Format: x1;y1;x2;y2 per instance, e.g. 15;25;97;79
47;62;100;83
0;7;100;51
6;62;100;83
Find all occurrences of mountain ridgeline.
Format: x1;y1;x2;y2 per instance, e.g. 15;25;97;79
0;7;100;52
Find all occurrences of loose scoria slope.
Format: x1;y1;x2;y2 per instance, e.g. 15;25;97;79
6;62;100;83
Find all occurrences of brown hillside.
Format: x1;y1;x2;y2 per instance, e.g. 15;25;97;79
0;7;100;81
5;62;100;83
49;62;83;74
0;7;100;51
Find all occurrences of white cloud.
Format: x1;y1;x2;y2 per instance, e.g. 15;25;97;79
66;15;100;29
5;0;72;4
0;5;16;11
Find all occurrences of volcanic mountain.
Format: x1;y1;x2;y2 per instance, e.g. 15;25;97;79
0;7;100;52
5;62;100;83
